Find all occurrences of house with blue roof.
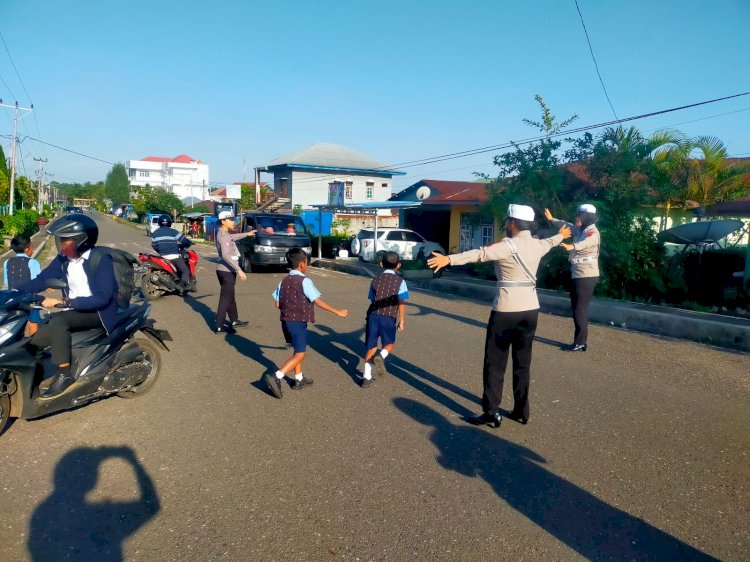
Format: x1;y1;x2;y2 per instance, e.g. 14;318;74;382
257;143;406;210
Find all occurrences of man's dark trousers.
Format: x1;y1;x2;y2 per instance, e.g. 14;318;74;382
30;310;103;365
482;309;539;419
170;257;190;289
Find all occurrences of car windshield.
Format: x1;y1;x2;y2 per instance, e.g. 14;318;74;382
254;216;307;235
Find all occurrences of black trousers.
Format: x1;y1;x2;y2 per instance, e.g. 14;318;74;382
570;276;599;345
30;310;103;366
215;270;238;328
170;257;190;288
482;309;538;419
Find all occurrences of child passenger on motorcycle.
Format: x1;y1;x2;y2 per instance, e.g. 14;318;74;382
20;214;118;398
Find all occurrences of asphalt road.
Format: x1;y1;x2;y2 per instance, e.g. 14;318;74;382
1;213;748;561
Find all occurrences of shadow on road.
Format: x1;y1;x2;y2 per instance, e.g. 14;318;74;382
407;302;487;330
182;292;284;385
28;446;160;562
314;324;480;414
394;397;717;561
308;324;364;385
532;335;570;350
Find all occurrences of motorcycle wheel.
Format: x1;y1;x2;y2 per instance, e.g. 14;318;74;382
0;392;11;437
140;271;168;300
117;337;162;399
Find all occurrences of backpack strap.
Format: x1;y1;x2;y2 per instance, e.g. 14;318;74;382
88;246;105;274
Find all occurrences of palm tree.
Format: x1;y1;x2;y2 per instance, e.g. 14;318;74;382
682;136;750;206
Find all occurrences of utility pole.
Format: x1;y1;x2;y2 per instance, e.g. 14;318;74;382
34;156;48;211
0;100;34;216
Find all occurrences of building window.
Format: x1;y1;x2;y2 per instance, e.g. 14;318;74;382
345;181;353;200
128;169;135;178
481;225;494;247
139;171;150;178
366;181;374;200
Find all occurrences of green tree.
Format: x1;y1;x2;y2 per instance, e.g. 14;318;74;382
481;95;584;219
0;145;8;177
105;163;131;205
14;175;37;208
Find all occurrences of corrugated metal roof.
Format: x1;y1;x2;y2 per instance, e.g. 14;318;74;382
262;143;403;174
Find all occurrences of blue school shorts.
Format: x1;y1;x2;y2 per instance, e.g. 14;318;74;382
365;314;397;350
282;321;308;353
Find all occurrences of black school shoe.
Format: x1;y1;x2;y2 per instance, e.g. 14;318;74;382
568;343;587;352
373;355;388;377
263;373;284;399
466;412;502;428
291;377;314;390
360;376;374;388
215;325;236;334
231;320;249;328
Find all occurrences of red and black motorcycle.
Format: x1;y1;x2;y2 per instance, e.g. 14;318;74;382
138;249;198;299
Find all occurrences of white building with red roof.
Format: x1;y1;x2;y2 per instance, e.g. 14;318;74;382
126;154;209;202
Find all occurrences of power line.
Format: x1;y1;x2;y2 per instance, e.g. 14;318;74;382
573;0;618;120
284;90;750;188
0;30;33;104
0;71;17;100
23;135;114;165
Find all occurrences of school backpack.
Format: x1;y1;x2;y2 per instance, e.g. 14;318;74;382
88;246;139;309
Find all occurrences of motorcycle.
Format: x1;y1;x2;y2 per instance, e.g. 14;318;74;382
138;249;198;299
0;281;171;438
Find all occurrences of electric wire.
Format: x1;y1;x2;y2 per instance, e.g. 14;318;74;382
573;0;618;119
284;90;750;188
15;90;750;184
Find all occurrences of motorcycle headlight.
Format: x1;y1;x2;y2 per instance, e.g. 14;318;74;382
0;317;26;346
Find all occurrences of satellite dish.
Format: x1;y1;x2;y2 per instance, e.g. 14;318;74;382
416;186;431;201
656;219;743;246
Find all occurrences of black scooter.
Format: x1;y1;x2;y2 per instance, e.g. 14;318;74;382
0;281;171;437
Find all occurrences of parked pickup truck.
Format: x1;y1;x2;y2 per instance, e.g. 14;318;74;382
235;212;312;272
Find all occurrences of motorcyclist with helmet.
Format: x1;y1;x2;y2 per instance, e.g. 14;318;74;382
150;215;192;294
19;214;118;398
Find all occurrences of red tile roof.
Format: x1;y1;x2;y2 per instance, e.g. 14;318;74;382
142;154;197;163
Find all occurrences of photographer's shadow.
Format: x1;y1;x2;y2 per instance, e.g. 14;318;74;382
395;398;716;561
29;446;160;562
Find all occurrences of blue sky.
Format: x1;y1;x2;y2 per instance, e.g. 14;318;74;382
1;0;748;191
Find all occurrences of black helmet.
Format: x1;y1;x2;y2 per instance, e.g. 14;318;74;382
158;215;173;227
48;213;98;255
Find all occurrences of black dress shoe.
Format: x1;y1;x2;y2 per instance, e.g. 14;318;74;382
41;374;76;398
568;344;587;352
231;320;249;328
215;326;236;334
506;411;529;425
466;412;502;428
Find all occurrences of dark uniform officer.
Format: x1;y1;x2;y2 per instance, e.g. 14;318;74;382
428;204;570;427
151;215;192;292
545;204;600;351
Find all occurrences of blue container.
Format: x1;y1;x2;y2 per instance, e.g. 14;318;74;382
302;210;333;235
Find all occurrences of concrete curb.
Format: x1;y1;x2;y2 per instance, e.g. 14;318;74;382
313;258;750;352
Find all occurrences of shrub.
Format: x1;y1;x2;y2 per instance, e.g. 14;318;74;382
1;210;40;237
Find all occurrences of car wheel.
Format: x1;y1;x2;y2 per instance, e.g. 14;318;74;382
350;237;361;256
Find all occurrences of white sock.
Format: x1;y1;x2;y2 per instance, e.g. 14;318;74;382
275;370;285;379
295;373;304;381
363;363;373;379
379;349;389;359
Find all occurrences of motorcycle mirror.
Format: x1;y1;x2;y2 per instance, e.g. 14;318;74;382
45;279;68;290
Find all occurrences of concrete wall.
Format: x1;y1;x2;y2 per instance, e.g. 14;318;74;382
272;168;395;209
